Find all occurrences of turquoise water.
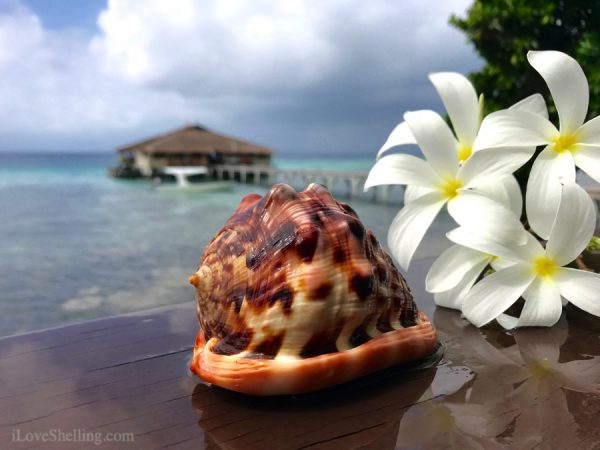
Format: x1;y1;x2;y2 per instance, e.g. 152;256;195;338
0;153;452;336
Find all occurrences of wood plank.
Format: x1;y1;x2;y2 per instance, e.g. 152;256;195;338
1;258;598;449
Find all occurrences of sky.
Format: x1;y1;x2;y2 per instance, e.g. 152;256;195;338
0;0;482;155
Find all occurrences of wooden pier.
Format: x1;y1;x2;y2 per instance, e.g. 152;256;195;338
211;164;399;203
212;164;600;209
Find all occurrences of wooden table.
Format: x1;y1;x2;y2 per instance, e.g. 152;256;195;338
1;258;598;449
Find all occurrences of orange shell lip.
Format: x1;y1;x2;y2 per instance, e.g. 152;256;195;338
190;312;438;396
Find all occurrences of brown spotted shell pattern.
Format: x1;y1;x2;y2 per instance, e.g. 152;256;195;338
189;183;437;395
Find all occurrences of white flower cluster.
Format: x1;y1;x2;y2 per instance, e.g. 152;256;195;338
366;50;600;328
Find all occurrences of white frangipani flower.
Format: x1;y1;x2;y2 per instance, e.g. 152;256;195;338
426;244;496;310
474;50;600;239
451;182;599;328
365;109;531;269
397;88;543;207
429;72;481;163
376;121;416;159
377;71;547;162
425;174;523;310
367;72;548;270
426;225;519;310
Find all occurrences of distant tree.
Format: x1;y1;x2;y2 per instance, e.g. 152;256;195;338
451;0;600;120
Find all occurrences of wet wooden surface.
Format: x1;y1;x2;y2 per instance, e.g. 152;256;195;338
1;258;599;449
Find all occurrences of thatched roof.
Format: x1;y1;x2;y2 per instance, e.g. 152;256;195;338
117;125;274;156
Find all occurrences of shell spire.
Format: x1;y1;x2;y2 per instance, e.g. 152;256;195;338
189;183;437;395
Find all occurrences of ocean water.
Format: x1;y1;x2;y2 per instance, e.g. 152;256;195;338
0;153;452;337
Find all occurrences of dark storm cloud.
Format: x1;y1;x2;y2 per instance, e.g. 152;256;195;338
0;0;481;154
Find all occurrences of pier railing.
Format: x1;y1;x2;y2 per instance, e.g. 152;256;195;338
211;164;400;203
212;164;600;209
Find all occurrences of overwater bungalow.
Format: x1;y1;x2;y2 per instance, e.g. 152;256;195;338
111;124;274;181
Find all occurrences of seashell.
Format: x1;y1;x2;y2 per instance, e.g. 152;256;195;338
189;183;438;395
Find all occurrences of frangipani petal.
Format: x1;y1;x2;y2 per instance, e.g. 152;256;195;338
459;147;533;188
576;115;600;145
433;290;462;311
573;146;600;183
434;257;490;310
492;256;518;271
497;175;523;217
426;244;490;293
364;153;438;190
525;147;576;239
467;175;523;217
546;182;596;266
447;227;543;262
474;110;557;151
404;110;459;178
429;72;479;146
555;268;600;317
404;185;435;204
447;227;517;261
462;263;535;327
527;50;589;134
510;93;549;119
496;314;519;330
376;121;416;159
447;190;528;247
387;192;446;270
517;278;563;327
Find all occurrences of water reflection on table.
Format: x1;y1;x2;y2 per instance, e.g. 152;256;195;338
191;355;438;449
398;307;600;449
192;306;600;449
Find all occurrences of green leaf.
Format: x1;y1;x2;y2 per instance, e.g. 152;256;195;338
586;236;600;253
450;0;600;120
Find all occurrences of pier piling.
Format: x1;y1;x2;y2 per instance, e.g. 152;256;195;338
211;164;397;203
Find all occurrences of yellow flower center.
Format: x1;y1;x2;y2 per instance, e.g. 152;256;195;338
457;143;473;163
532;256;557;278
440;178;462;199
552;133;579;154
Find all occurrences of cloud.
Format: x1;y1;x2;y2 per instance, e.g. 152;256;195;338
0;3;198;150
0;0;481;153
